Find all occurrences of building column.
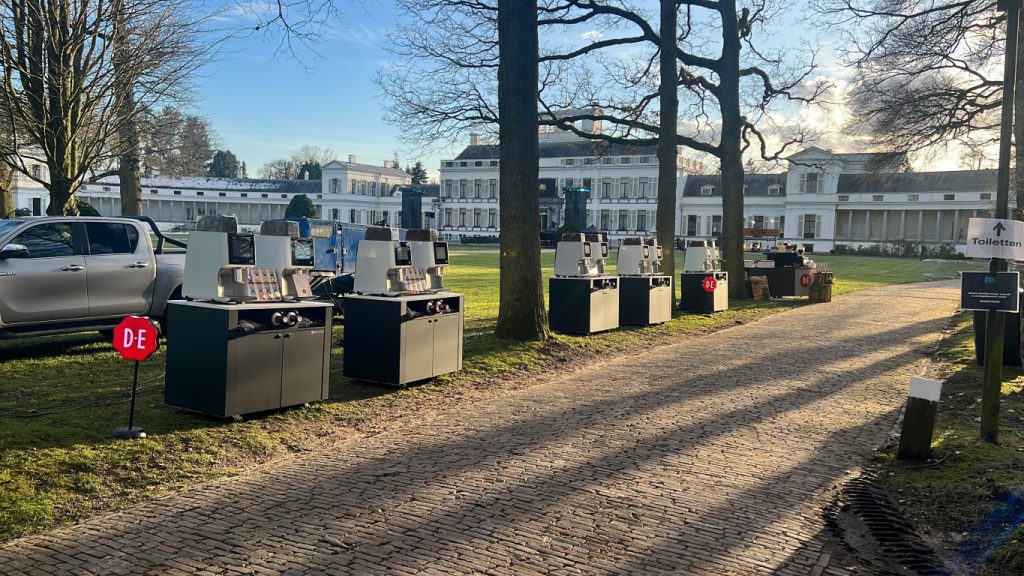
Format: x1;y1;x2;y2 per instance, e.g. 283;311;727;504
935;211;943;242
952;209;961;242
918;210;925;241
900;211;907;240
846;210;853;240
882;210;889;240
865;210;872;240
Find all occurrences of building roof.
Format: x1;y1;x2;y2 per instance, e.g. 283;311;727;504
322;160;411;179
454;141;659;161
682;173;787;197
90;175;323;195
786;147;907;170
837;170;998;194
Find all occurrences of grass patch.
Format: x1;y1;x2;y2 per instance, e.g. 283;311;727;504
0;253;944;542
873;312;1024;575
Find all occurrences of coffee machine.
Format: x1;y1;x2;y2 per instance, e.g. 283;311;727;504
680;239;728;313
617;237;672;325
255;221;315;301
183;215;281;303
353;226;429;295
549;232;619;334
407;228;449;291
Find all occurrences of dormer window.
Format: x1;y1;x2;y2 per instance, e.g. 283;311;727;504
799;172;821;194
700;185;714;196
768;185;782;196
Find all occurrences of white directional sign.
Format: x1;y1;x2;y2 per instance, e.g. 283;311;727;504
965;218;1024;261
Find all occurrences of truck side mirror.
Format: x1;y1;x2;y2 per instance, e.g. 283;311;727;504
0;243;28;259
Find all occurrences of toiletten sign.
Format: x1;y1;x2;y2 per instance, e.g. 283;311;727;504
961;272;1020;313
965;218;1024;261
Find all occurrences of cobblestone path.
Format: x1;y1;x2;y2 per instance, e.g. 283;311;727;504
0;282;959;575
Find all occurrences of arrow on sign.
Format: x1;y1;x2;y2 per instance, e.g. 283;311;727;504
994;222;1007;236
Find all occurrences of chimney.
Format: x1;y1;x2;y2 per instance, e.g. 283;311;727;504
348;155;356;164
470;133;481;146
302;170;308;180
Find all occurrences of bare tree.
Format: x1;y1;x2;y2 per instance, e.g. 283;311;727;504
0;0;210;214
817;0;1024;194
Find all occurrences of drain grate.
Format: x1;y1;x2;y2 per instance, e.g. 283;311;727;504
825;476;955;575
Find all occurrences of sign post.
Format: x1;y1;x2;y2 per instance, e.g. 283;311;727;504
111;316;160;440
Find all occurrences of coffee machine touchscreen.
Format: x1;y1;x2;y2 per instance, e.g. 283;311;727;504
291;238;315;267
395;244;412;266
228;234;255;265
433;243;449;265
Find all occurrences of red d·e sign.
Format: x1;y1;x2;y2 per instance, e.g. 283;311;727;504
113;316;160;361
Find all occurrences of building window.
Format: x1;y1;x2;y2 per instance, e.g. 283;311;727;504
219;192;226;197
489;160;498;167
261;193;268;198
474;179;482;198
30;164;42;179
602;157;614;165
872;195;883;202
686;215;698;236
459;161;468;167
173;190;181;195
459;180;467;198
700;185;713;196
712;215;722;235
489;179;497;198
637;211;647;231
800;214;820;239
459;209;466;227
600;210;610;229
601;179;611;198
621;157;631;164
838;195;849;202
640;156;651;163
488;209;497;228
618;211;628;230
443;161;453;168
474;161;482;167
197;191;204;196
908;194;919;201
768;185;781;196
443;208;453;227
620;178;631;198
329;178;340;194
564;158;575;166
980;193;992;200
240;193;247;198
799;172;821;194
150;190;159;195
944;194;955;201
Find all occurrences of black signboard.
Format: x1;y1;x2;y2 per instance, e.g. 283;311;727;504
961;272;1020;312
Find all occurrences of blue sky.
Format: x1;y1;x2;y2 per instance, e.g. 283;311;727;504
197;2;457;178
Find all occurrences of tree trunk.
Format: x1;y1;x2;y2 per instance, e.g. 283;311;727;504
495;0;548;341
656;0;679;305
718;0;746;299
1014;15;1023;220
46;176;79;216
0;164;13;217
113;0;141;216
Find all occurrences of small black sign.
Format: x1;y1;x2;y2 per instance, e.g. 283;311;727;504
961;272;1020;312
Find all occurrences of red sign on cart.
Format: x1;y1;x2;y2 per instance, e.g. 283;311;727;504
702;277;717;292
113;316;160;361
800;273;813;288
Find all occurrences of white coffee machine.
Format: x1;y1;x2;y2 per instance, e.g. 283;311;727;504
617;237;672;325
183;215;281;302
255;221;315;300
407;228;449;292
549;232;619;334
353;226;427;295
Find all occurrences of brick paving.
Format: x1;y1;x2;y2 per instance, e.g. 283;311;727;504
0;282;958;575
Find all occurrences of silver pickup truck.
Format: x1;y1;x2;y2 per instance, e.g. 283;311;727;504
0;216;185;339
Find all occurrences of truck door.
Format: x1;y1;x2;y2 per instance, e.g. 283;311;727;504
0;221;88;325
83;222;155;318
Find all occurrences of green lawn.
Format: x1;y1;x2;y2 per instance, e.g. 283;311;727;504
0;253;953;542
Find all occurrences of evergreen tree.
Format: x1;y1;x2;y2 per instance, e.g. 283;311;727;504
77;202;102;216
297;161;322;180
408;161;428;184
208;150;240;178
284;194;318;218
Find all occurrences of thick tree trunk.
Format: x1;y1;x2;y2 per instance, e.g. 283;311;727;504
1014;16;1023;220
46;176;79;216
495;0;548;340
719;0;746;299
113;0;141;216
656;0;679;305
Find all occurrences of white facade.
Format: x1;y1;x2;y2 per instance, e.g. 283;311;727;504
8;156;424;231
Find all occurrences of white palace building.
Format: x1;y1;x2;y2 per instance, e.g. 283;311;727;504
7;135;1000;253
